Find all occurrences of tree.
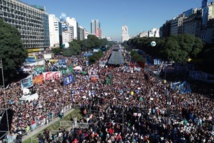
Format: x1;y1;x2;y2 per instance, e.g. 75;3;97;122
62;41;81;57
87;35;102;48
51;47;61;55
0;19;27;78
88;51;103;64
128;34;203;63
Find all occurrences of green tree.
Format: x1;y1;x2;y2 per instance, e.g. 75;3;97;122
128;34;203;64
87;35;102;48
88;51;103;64
69;41;81;55
51;47;61;55
62;41;81;57
0;19;27;78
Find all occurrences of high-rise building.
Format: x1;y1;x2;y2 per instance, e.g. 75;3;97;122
91;20;100;36
95;28;102;38
66;17;78;40
202;0;208;8
78;26;85;41
183;9;202;38
159;20;171;37
49;14;60;48
0;0;49;50
170;14;185;35
121;25;130;42
62;22;73;44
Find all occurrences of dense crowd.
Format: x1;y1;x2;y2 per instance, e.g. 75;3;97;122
0;46;214;143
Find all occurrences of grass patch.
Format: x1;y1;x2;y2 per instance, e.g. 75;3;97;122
23;109;82;143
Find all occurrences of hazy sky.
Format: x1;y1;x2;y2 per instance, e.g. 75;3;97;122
22;0;204;41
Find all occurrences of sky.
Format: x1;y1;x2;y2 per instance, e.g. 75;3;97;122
22;0;204;41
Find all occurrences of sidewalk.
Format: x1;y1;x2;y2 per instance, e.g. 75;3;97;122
22;109;74;142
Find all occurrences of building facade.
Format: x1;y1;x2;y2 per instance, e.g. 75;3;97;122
62;22;73;44
139;31;148;37
91;19;100;36
66;17;78;40
159;20;171;37
121;25;130;42
183;9;202;38
78;26;85;41
95;27;102;38
0;0;49;49
49;14;60;48
170;17;179;35
148;28;160;37
202;2;214;43
84;30;90;39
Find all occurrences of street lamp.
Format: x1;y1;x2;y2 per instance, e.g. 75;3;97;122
0;59;5;88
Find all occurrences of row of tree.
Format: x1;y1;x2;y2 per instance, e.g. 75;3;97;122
126;34;214;73
88;51;104;64
127;34;204;63
52;35;114;56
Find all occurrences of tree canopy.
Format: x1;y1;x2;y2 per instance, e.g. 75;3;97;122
127;34;203;63
0;19;27;78
52;35;114;57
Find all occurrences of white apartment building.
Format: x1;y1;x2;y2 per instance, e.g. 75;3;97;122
78;26;85;41
139;31;148;37
148;28;160;37
62;22;73;44
49;14;60;48
84;30;90;39
66;17;78;40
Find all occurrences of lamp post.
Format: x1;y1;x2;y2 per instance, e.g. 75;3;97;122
0;59;5;88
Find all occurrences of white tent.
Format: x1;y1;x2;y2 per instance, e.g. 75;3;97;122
73;66;82;71
19;93;39;102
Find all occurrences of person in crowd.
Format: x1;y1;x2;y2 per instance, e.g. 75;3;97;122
0;46;213;143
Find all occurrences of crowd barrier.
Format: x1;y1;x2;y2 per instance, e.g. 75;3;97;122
26;103;74;134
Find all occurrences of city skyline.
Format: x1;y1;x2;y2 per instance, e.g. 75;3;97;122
22;0;209;41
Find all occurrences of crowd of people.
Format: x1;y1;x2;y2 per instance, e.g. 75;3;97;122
0;45;214;143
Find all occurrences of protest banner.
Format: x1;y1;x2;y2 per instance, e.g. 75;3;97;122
33;74;43;84
20;75;33;89
43;71;61;81
63;75;74;85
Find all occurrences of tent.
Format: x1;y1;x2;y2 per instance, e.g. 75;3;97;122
19;93;39;102
73;66;82;71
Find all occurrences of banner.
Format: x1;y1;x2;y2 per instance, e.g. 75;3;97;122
21;75;33;89
90;75;99;82
44;53;52;60
33;74;43;84
60;67;73;75
63;75;74;85
171;81;191;94
35;66;44;72
43;71;61;81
